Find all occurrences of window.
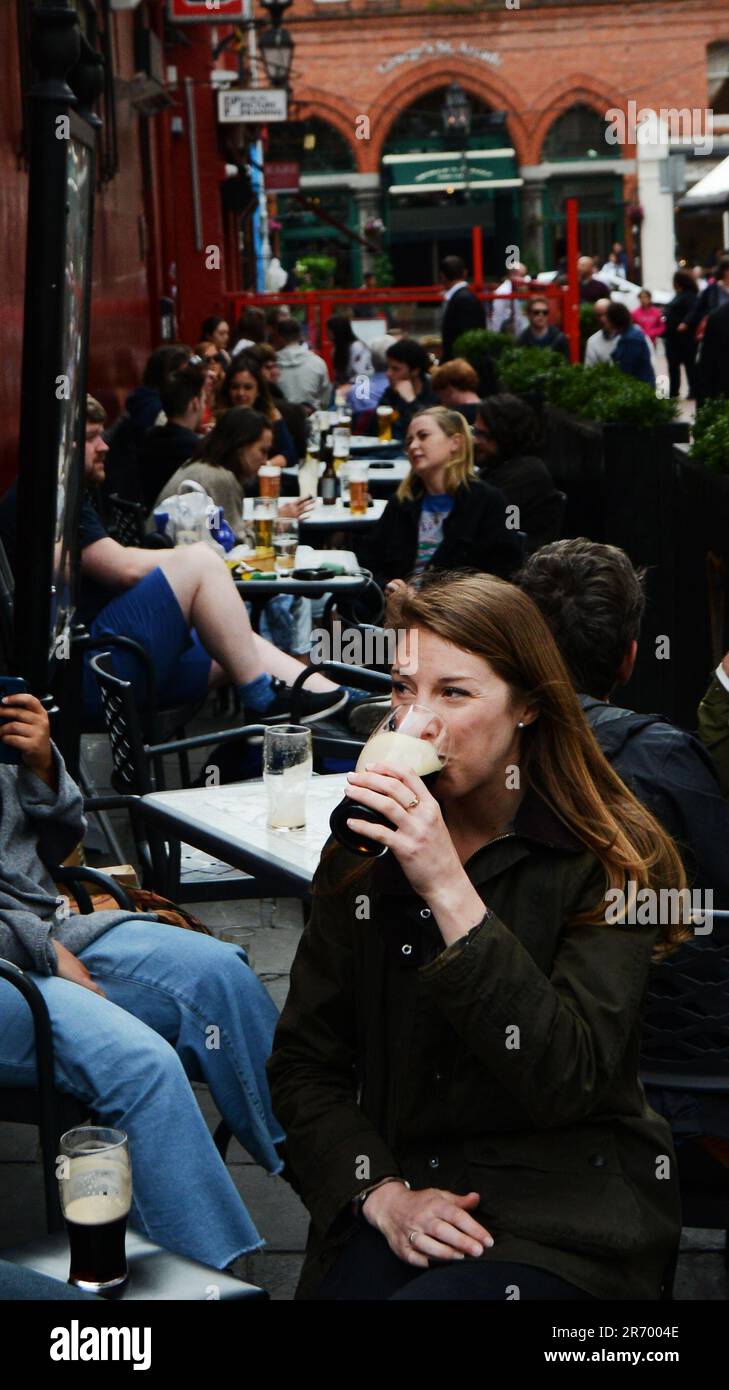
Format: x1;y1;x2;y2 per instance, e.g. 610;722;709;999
708;42;729;116
266;119;355;174
542;103;620;162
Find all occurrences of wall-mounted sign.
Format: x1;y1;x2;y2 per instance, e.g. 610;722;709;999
218;89;288;123
167;0;247;22
376;41;501;76
264;160;300;192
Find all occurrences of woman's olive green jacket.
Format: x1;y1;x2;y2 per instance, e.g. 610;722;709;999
268;790;681;1300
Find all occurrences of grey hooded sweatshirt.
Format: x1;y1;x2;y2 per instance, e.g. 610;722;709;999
0;746;156;975
276;343;331;410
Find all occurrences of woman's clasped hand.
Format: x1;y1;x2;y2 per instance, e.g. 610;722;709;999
362;1181;494;1268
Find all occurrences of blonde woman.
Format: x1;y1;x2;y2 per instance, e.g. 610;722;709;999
269;573;687;1300
364;406;523;595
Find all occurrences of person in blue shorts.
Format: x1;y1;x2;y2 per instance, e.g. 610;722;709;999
0;397;346;725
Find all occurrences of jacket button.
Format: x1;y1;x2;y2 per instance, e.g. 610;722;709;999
434;1071;443;1082
401;943;412;956
420;907;431;919
429;1157;440;1169
589;1153;607;1168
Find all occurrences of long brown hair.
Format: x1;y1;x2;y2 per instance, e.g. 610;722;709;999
347;572;688;958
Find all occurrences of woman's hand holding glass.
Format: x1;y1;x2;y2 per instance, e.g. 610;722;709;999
344;761;467;905
362;1181;493;1267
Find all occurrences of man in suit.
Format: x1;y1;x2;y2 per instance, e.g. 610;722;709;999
439;255;485;360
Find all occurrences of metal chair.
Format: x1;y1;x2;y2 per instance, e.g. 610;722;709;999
88;650;387;899
0;866;240;1233
107;493;147;548
640;908;729;1297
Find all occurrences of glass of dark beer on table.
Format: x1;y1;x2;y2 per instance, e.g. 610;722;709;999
59;1126;132;1293
330;703;449;856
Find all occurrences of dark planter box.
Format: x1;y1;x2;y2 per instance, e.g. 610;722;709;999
542;405;605;540
670;453;729;727
533;408;694;723
601;422;689;723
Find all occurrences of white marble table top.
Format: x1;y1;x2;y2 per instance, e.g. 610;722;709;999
143;773;350;890
243;497;386;528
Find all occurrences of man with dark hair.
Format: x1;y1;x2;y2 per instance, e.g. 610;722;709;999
139;365;205;510
374;339;436;441
606;301;655;386
275;318;331;410
440;256;486;360
517;538;729;900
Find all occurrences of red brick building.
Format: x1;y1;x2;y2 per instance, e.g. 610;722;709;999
2;0;728;490
268;0;729;282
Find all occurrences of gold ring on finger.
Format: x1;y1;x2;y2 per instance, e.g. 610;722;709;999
408;1229;420;1245
406;796;420;812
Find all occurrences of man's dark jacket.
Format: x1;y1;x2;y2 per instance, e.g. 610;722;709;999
581;696;729;906
697;300;729;401
441;285;486;360
612;325;655;385
516;324;570;359
269;791;681;1300
364;479;523;588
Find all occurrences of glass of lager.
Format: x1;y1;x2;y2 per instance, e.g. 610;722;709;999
252;496;276;558
329;703;449;857
258;464;281;500
273;516;299;575
59;1126;132;1293
376;405;394;442
348;462;369;515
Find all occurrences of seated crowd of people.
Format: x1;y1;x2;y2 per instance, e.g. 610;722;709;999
1;254;729;1303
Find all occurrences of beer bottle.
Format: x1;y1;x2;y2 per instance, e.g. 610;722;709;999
320;433;337;505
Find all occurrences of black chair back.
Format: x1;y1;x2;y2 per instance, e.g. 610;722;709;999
89;649;157;795
108;493;147;547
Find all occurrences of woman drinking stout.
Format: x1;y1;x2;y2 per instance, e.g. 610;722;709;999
269;573;686;1301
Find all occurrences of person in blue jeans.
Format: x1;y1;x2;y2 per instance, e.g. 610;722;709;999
0;692;283;1269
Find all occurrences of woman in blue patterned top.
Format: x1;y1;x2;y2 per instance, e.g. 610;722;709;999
363;407;523;596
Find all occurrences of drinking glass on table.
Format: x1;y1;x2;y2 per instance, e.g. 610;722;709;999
263;725;313;831
273;515;299;575
252;496;276;557
258;464;281;500
376;405;394;442
348;462;369;515
58;1126;132;1293
332;428;350;475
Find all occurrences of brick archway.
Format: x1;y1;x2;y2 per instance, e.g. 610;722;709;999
366;61;531;172
530;78;633;163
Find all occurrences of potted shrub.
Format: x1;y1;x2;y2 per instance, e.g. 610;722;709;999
496;345;569;399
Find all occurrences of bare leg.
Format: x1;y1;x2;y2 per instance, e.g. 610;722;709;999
151;545;338;692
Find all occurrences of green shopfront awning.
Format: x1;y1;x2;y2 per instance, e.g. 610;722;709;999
383;148;521;195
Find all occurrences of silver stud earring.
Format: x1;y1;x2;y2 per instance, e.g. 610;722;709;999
517;721;525;728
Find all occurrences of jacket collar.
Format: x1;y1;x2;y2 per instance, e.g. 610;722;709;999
371;786;582;897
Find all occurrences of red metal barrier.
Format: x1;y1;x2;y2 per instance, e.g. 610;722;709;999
228;227;582;369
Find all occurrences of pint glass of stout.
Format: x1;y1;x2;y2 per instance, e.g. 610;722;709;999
59;1126;132;1293
330;704;449;856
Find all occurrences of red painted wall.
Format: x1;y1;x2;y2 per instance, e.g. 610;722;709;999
0;4;154;492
